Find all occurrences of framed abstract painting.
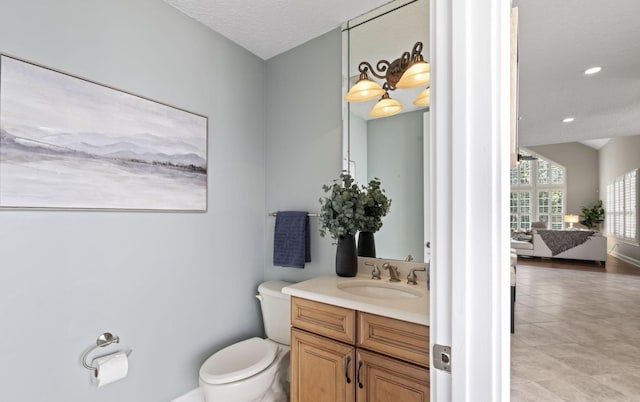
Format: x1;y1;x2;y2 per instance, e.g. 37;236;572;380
0;54;208;211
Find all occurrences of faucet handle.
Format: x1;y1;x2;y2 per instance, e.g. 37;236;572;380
382;263;401;282
407;267;427;285
364;261;381;280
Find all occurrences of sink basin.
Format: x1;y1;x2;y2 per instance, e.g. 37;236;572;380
337;280;423;299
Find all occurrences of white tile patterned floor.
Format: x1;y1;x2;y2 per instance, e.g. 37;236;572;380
511;261;640;401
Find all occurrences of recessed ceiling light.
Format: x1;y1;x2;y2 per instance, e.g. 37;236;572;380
584;66;602;75
563;117;575;123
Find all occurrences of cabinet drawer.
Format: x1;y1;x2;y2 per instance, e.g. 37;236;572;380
291;297;356;344
358;312;429;367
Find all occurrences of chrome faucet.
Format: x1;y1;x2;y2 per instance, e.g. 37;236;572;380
407;267;427;285
382;263;401;282
365;262;381;280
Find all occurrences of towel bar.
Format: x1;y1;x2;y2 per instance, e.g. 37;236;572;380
268;212;320;217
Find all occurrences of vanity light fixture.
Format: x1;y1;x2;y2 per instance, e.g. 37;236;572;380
413;86;430;107
345;41;430;119
584;66;602;75
562;117;575;123
344;71;386;102
369;92;403;118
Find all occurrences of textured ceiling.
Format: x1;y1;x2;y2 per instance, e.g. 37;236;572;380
515;0;640;147
163;0;640;146
163;0;392;60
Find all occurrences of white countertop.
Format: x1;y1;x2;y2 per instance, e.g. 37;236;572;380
282;275;429;326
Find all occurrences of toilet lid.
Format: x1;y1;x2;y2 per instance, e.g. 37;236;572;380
199;337;278;385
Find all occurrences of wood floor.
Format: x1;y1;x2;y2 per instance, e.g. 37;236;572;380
511;255;640;401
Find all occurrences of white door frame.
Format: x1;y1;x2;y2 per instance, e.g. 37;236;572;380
430;0;511;400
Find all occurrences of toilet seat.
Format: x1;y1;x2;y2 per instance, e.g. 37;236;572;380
199;337;278;385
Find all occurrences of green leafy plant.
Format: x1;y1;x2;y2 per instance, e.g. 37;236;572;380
319;173;365;240
580;200;604;229
360;177;391;233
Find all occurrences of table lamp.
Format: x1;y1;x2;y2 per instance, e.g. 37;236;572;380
564;214;579;229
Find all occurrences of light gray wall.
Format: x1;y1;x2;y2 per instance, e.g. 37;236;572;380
528;142;600;219
367;110;424;261
0;1;267;401
599;135;640;262
349;114;368;185
264;29;342;281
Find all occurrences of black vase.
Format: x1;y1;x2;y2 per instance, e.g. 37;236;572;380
357;231;376;258
336;234;358;277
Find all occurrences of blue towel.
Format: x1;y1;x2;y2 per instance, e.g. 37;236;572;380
273;211;311;268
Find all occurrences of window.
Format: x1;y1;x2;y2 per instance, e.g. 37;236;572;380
606;169;637;243
510;150;566;231
511;191;531;230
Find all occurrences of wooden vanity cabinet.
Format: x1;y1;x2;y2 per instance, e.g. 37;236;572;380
290;296;430;402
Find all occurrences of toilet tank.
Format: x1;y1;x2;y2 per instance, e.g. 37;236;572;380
257;281;292;346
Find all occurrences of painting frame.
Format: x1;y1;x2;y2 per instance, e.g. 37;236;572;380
0;53;208;212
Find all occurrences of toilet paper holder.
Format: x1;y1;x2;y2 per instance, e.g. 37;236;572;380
81;332;132;371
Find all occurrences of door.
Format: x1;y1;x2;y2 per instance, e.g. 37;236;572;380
356;349;429;402
424;112;431;263
430;0;511;400
291;328;356;402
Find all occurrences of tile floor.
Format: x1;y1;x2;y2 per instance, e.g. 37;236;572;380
511;257;640;401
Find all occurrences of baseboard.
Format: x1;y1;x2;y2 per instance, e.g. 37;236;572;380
170;388;203;402
609;251;640;269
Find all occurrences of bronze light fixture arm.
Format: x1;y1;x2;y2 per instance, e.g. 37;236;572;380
354;42;426;91
346;41;429;116
409;42;424;63
357;61;387;80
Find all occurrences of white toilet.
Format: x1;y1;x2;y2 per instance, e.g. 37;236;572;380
199;280;292;402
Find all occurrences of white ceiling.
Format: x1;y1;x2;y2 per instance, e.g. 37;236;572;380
514;0;640;147
162;0;392;60
579;138;611;150
163;0;640;146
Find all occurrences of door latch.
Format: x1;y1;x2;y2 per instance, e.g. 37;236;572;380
433;344;451;372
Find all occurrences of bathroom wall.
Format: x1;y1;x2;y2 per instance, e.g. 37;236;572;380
367;110;425;261
349;114;369;186
264;29;343;282
0;0;267;401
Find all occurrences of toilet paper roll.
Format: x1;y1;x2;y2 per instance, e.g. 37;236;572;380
91;351;129;387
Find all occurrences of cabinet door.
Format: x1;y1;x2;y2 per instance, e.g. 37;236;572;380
356;349;429;402
291;328;356;402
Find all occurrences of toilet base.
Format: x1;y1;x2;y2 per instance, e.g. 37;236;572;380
200;344;290;402
251;364;288;402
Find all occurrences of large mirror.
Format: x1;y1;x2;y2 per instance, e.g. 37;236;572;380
342;0;430;262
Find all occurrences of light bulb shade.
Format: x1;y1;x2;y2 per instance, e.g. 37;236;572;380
413;87;431;107
369;93;403;119
396;59;431;89
563;214;579;223
345;73;385;102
